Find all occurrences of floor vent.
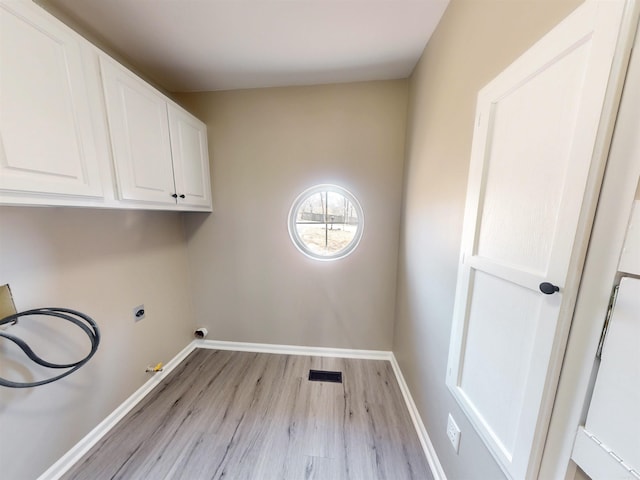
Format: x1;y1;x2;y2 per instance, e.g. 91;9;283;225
308;370;343;383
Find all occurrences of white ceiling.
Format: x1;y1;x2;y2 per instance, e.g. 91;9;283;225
40;0;449;92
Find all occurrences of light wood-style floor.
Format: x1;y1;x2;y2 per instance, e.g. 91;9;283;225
63;349;433;480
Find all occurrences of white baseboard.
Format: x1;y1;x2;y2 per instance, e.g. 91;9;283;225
39;339;445;480
389;354;448;480
195;338;393;360
37;341;198;480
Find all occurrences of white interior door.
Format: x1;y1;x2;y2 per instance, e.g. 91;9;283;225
100;56;176;204
446;2;626;479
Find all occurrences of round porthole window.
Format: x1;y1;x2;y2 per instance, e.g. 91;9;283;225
288;184;364;261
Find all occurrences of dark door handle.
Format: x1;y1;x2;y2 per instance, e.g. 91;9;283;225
179;194;186;199
539;282;560;295
171;193;178;198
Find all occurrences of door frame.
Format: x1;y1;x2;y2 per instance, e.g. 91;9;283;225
539;5;640;479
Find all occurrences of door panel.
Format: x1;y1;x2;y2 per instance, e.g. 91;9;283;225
460;270;544;456
100;57;176;204
446;2;626;478
0;1;102;197
475;41;589;274
168;104;211;208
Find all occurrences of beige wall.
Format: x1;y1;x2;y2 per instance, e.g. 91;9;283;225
175;81;408;350
0;207;194;479
393;0;583;478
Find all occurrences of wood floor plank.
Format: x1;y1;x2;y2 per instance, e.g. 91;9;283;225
62;349;433;480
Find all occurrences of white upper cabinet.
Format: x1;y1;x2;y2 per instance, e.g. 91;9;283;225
100;57;177;205
168;105;211;208
0;1;211;211
100;57;212;210
0;1;103;198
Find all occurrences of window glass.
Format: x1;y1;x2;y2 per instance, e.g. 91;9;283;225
288;185;363;260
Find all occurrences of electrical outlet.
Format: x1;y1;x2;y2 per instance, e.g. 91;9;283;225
447;413;461;453
133;304;146;321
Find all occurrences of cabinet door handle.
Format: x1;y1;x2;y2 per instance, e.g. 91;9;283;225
171;193;178;198
179;194;186;199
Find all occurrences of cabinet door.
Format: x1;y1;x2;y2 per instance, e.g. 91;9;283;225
0;1;102;197
100;57;176;205
168;104;212;209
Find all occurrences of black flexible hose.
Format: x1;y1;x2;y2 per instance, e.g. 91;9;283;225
0;308;100;388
